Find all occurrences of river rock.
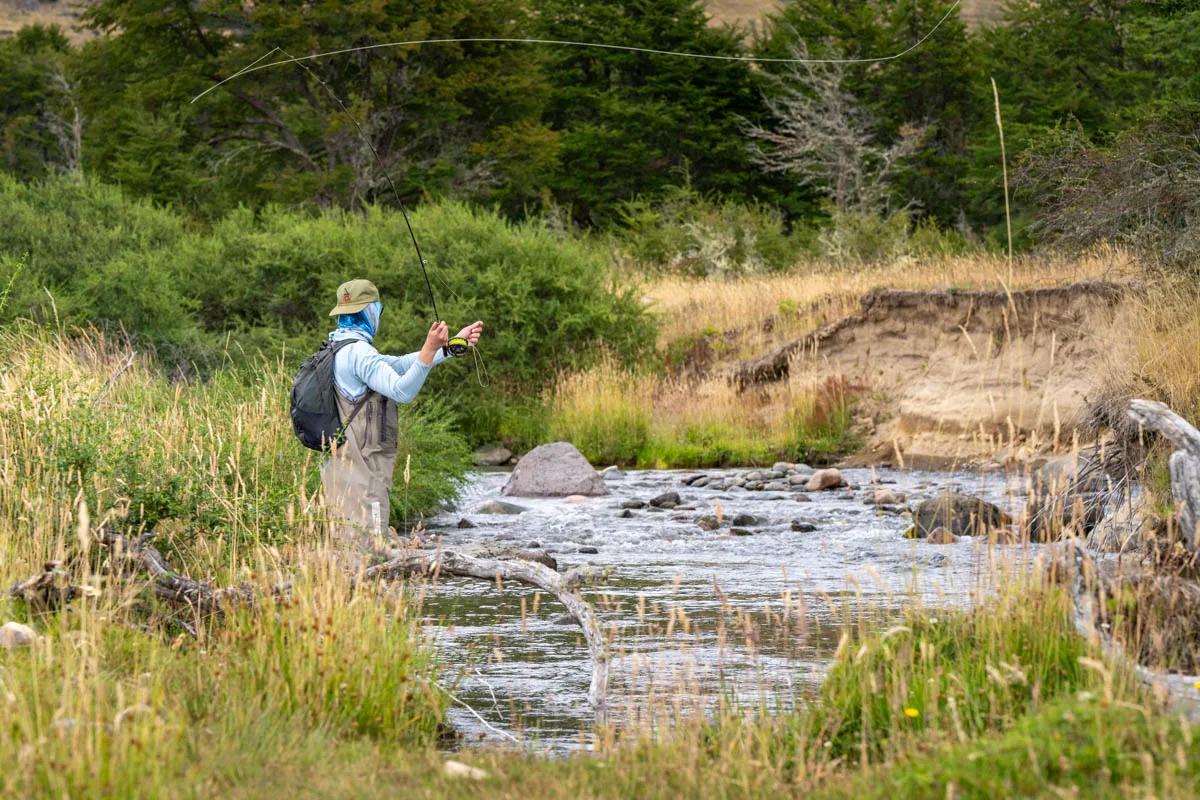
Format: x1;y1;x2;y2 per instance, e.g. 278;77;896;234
691;477;711;488
600;465;625;480
1088;500;1149;552
870;489;907;506
732;513;762;527
578;546;599;554
0;621;36;650
649;491;681;509
790;520;817;532
620;499;646;509
925;526;959;544
561;494;591;504
912;493;1011;537
745;470;765;482
764;481;790;492
793;494;813;503
696;514;722;531
472;445;513;467
730;527;753;536
788;474;811;485
456;518;477;529
502;442;608;498
772;462;793;473
617;509;634;519
476;500;528;515
806;469;845;491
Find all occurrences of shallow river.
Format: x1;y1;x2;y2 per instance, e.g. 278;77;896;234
420;467;1036;752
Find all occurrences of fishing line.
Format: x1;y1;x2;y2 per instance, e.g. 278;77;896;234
191;0;961;103
196;3;960;362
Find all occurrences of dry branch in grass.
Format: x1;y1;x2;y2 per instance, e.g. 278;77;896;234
8;529;613;725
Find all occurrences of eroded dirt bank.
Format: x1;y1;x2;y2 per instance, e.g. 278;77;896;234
736;281;1131;466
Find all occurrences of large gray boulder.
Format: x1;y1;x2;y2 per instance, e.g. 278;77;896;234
502;442;609;498
913;493;1011;537
0;621;36;650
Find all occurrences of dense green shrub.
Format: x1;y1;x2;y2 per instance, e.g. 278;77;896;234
0;175;655;444
614;184;813;277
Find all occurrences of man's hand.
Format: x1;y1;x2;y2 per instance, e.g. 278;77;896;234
455;320;484;348
419;321;449;365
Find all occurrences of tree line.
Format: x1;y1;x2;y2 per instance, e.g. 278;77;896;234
2;0;1198;257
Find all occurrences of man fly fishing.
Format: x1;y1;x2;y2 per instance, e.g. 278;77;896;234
290;278;482;553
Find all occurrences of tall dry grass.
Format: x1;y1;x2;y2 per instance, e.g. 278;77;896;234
550;356;853;466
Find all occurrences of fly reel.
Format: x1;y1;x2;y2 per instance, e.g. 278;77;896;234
444;336;470;357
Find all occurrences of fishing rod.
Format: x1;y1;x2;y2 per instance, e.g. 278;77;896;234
268;46;472;356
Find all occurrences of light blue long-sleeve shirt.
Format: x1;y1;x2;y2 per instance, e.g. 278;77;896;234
329;328;448;404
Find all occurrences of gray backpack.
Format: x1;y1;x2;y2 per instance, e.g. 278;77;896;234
290;339;369;451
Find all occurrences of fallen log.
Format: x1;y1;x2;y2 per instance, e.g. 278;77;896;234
9;531;613;726
97;529;260;615
7;560;81;611
366;549;611;725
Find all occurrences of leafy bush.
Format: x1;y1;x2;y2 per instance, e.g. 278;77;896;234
817;207;970;265
0;173;195;350
615;184;813;277
0;175;656;444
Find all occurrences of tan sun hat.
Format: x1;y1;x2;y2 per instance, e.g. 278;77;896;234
328;279;380;316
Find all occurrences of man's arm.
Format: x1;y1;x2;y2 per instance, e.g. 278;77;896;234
347;343;434;405
381;350;449;374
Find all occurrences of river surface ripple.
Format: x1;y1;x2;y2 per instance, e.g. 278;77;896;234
421;467;1039;752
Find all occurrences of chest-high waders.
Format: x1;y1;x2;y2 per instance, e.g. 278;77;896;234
320;389;399;556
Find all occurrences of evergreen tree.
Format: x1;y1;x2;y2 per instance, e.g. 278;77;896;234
77;0;550;214
534;0;762;224
0;26;77;180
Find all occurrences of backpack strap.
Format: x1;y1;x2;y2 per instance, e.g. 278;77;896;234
329;337;374;439
340;391;371;431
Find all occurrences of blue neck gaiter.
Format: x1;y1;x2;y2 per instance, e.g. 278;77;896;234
336;300;382;339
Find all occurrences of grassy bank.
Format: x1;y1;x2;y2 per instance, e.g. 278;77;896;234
9;543;1194;797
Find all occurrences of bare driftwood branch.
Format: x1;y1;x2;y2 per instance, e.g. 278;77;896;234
96;529;259;615
11;530;613;725
8;561;80;610
1128;399;1200;548
366;549;611;725
92;350;137;407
